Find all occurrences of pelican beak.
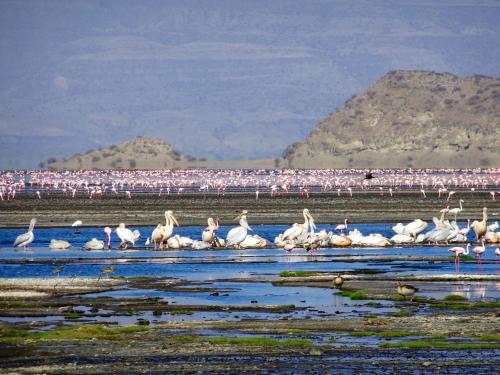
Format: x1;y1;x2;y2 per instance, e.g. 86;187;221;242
233;214;242;222
170;213;179;227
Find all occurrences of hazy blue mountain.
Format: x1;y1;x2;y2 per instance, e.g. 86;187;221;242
1;0;500;168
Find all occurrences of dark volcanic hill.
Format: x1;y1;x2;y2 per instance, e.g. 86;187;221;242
42;137;196;169
281;70;500;168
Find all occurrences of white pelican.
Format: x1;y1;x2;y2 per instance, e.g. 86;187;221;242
347;228;365;245
84;238;104;250
167;235;182;249
116;223;135;249
330;234;352;247
14;218;36;250
239;235;267;249
167;235;193;249
282;209;316;241
49;239;71;249
151;224;165;249
191;240;212;250
390;234;414;244
487;221;498;233
392;219;428;238
202;217;219;243
471;207;488;241
162;210;179;245
359;233;391;247
226;210;251;248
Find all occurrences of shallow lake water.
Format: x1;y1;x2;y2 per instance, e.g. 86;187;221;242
1;223;499;326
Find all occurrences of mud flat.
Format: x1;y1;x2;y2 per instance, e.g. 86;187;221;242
0;190;498;227
1;274;499;373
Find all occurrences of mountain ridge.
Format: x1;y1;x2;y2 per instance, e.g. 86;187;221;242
280;70;500;168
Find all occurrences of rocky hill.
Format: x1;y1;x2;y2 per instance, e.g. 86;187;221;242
42;137;197;169
281;70;500;168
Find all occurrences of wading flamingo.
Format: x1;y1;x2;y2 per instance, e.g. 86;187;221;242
449;244;470;271
472;239;486;264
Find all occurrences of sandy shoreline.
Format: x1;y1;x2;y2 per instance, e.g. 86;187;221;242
0;191;498;228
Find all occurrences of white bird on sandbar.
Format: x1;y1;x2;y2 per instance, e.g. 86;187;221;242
13;218;37;250
161;210;179;245
115;223;136;249
392;219;428;238
49;239;71;250
282;209;316;242
202;217;219;244
226;210;252;248
84;238;104;250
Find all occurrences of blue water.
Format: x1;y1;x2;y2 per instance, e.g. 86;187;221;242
0;223;498;280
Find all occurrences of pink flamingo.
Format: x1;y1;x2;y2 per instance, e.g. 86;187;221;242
472;240;486;264
336;219;348;234
449;244;470;271
104;227;112;250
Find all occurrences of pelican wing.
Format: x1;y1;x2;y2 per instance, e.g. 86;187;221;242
282;224;304;240
117;227;135;244
405;219;427;235
14;232;33;247
226;226;247;246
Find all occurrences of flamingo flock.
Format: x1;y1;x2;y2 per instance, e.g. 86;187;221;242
0;168;498;202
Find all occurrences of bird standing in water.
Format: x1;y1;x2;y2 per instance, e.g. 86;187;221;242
396;281;418;302
333;275;344;289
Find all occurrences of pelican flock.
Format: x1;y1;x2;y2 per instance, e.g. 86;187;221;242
7;204;499;253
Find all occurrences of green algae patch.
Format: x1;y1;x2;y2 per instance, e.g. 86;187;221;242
443;294;468;302
350;331;376;337
0;324;149;343
0;301;33;308
391;310;415;317
366;302;382;307
380;340;500;350
170;310;194;315
472;301;500;308
478;335;500;342
339;290;368;300
279;271;321;278
64;312;82;320
377;330;410;338
174;336;312;348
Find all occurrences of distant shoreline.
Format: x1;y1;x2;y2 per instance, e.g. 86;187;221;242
1;191;498;228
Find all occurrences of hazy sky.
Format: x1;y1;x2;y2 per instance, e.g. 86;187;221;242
1;0;500;168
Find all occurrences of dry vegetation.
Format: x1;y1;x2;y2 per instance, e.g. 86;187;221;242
281;70;500;168
42;137;196;170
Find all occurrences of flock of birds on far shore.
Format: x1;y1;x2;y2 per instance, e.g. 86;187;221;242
12;203;500;266
1;169;499;202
